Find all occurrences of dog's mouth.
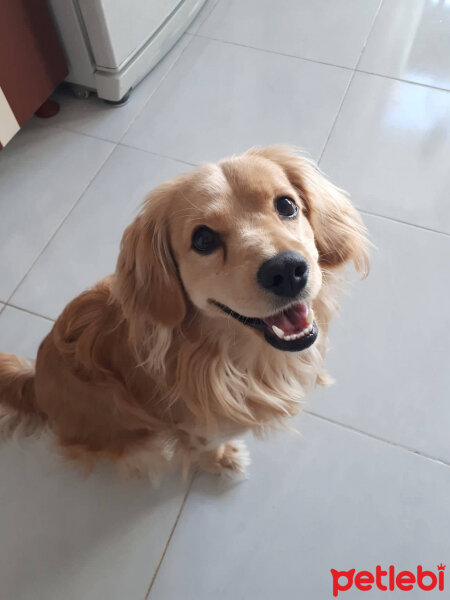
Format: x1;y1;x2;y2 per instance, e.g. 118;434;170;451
211;300;318;352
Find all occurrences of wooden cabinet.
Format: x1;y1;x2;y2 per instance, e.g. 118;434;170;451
0;0;67;149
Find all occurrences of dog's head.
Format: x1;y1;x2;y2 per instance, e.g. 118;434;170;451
114;146;369;353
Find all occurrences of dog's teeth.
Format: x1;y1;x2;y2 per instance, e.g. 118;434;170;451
272;325;285;339
272;320;314;342
306;308;314;325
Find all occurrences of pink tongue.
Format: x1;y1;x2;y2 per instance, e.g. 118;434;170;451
263;302;309;335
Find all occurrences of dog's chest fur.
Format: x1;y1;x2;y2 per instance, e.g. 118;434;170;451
160;314;327;437
142;271;340;438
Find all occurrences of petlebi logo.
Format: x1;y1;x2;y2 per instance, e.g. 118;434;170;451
330;564;445;597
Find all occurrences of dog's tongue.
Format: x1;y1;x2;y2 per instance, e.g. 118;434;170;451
263;302;309;335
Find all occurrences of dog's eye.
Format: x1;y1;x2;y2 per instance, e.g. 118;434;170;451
275;196;298;218
192;226;220;254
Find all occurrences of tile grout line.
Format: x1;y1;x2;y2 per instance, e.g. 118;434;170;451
144;475;196;600
118;141;198;167
358;208;450;238
191;31;354;73
2;303;55;322
354;0;385;72
30;121;200;168
3;142;117;307
48;121;119;145
355;68;450;94
317;0;384;167
317;69;357;166
305;411;450;468
118;33;198;145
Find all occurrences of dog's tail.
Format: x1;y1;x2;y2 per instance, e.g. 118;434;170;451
0;353;45;439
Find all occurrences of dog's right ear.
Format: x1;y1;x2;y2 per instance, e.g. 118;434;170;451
113;185;186;331
249;145;369;277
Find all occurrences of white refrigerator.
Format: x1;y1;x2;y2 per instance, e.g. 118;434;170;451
48;0;206;104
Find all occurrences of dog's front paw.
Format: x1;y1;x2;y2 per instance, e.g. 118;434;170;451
198;440;250;479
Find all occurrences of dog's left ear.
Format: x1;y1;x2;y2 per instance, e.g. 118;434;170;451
113;183;186;330
250;146;370;277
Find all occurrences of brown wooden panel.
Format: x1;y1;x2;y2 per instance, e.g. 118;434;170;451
0;0;67;128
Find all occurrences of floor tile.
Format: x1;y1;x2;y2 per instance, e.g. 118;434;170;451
197;0;381;68
320;72;450;234
311;213;450;462
11;146;190;320
122;36;352;164
50;34;193;143
0;306;52;358
0;122;114;302
187;0;219;34
149;414;450;600
0;434;187;600
360;0;450;90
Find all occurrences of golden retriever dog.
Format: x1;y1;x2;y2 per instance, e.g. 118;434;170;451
0;146;369;480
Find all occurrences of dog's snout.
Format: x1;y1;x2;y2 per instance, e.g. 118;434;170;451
257;251;308;298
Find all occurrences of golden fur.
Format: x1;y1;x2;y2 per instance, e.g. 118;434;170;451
0;146;369;479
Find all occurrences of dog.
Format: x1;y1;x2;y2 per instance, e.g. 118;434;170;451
0;146;369;480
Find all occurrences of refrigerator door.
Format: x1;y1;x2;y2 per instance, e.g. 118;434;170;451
78;0;180;69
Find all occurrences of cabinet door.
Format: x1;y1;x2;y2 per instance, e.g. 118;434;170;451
78;0;181;69
0;0;67;148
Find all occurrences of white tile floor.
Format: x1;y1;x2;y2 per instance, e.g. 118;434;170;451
1;1;449;598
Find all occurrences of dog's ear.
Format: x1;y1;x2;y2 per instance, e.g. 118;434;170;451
250;145;370;277
114;184;186;330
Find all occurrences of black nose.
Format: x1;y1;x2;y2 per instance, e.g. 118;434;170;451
257;251;308;298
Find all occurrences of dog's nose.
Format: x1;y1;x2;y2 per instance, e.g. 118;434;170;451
257;251;308;298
